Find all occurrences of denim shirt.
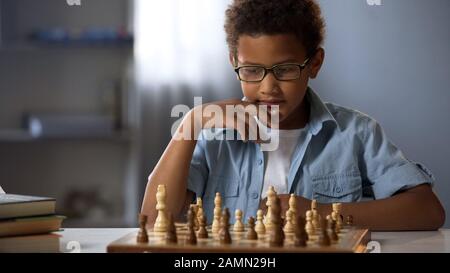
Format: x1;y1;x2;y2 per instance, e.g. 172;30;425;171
187;87;434;223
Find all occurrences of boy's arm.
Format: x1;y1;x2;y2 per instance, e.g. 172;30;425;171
141;99;264;226
141;110;199;226
263;184;445;231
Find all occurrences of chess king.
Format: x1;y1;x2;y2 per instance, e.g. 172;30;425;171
141;0;445;231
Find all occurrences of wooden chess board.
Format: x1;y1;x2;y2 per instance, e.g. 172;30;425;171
107;224;370;253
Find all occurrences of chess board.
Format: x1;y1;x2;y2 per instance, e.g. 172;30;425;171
107;223;371;253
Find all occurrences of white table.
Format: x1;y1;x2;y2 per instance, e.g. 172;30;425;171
55;228;450;253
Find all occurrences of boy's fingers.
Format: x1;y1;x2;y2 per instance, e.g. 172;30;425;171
221;101;276;143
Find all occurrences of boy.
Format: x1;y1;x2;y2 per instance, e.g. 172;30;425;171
141;0;445;230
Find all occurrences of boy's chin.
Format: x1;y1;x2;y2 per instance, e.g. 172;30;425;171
266;114;285;129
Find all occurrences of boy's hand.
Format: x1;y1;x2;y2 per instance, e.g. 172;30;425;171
191;99;274;143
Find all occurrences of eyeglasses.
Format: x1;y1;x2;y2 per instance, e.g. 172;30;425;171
234;58;310;82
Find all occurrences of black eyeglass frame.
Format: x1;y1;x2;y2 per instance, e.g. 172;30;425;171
234;58;310;82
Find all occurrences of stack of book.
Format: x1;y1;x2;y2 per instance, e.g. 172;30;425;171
0;193;65;253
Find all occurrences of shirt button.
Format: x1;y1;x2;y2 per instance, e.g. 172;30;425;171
336;187;342;193
251;192;259;199
258;159;263;165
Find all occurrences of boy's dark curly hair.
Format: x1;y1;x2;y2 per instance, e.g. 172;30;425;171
224;0;325;58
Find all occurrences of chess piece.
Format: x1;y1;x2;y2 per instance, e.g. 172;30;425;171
312;210;320;230
137;214;149;243
196;197;203;209
288;193;297;228
165;213;178;244
329;219;339;242
185;207;197;245
311;199;317;211
305;210;315;237
331;211;341;233
197;214;208;239
311;199;321;230
197;205;204;222
255;209;266;235
212;192;222;234
264;186;277;231
336;202;343;216
283;210;294;234
294;216;308;247
196;197;204;230
332;203;343;230
153;184;169;232
246;217;258;240
190;204;200;231
233;209;245;232
317;218;331;246
268;196;284;247
346;215;354;227
219;208;232;244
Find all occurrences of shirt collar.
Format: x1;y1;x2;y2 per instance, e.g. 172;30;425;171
306;87;340;135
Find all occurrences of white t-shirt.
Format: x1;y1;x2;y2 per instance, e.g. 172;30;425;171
261;128;305;199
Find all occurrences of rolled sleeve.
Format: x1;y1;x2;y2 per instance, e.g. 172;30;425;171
187;131;209;199
362;119;435;199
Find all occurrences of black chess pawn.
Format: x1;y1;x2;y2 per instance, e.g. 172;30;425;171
317;218;331;246
329;219;339;242
137;214;149;243
294;216;307;247
219;208;232;244
269;197;284;247
165;213;178;244
246;217;258;240
190;204;200;231
197;214;209;239
185;207;197;245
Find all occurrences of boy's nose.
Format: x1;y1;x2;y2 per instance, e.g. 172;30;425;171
259;72;281;95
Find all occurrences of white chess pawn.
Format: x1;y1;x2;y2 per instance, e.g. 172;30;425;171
212;192;222;234
332;203;343;230
288;194;297;227
332;203;339;210
255;209;266;236
197;205;205;224
196;197;204;222
196;197;203;210
264;186;276;231
153;184;169;232
233;209;245;232
283;210;294;234
305;210;315;236
312;209;320;230
332;211;341;233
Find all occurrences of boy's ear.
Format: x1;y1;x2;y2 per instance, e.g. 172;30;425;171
308;47;325;79
229;52;237;67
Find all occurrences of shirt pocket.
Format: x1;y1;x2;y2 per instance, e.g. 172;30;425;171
203;175;240;215
311;172;362;203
